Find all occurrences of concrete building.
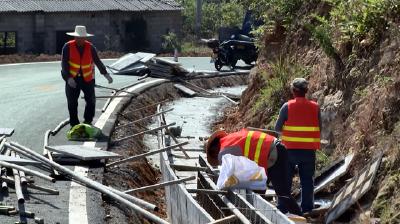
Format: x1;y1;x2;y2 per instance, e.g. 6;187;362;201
0;0;182;54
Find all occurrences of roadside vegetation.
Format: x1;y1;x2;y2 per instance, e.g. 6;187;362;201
216;0;400;222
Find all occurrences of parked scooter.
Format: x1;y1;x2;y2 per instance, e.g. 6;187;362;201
202;34;257;71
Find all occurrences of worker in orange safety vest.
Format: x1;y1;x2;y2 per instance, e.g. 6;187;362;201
206;129;303;216
275;77;321;213
61;25;113;128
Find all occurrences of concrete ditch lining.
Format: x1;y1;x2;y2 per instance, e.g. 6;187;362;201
81;73;249;223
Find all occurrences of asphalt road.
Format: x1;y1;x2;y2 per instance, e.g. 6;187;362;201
0;57;218;152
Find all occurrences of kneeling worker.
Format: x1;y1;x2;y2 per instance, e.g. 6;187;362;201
206;129;302;216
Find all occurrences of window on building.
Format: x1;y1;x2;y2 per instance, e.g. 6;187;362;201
0;31;17;54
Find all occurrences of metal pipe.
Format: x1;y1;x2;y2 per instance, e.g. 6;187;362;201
186;189;227;195
115;108;174;130
164;125;190;158
118;79;146;90
101;91;115;112
207;215;237;224
95;84;138;96
125;176;196;194
113;122;176;143
43;130;59;176
169;164;208;172
246;127;281;137
92;95;132;99
1;177;59;195
7;141;167;224
121;99;170;116
0;161;55;183
51;119;70;136
106;142;188;168
15;154;27;185
11;151;24;204
0;136;6;154
106;186;158;211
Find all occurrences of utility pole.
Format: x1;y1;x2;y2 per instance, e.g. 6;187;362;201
195;0;202;38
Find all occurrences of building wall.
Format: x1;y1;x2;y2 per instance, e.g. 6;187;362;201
0;10;182;54
0;13;35;53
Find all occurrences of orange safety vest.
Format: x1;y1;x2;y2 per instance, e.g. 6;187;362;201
220;129;275;170
282;97;320;150
68;40;94;82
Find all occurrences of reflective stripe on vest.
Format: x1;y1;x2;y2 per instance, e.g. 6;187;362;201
220;129;274;169
282;98;321;149
68;40;94;82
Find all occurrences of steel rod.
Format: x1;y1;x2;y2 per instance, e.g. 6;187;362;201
51;119;70;136
173;148;204;152
1;177;59;195
121;99;170;116
115;108;174;130
0;161;55;183
95;84;138;96
43;130;59;176
114;122;176;143
169;164;208;172
125;176;196;194
119;79;146;90
93;95;132;99
207;215;237;224
186;189;227;195
164;125;190;159
106;142;188;168
7;141;167;224
246;127;281;137
101;91;115;112
11;151;24;204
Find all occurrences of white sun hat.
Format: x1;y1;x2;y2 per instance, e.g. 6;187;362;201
66;25;94;37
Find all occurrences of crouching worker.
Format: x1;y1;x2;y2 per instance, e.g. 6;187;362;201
206;129;302;216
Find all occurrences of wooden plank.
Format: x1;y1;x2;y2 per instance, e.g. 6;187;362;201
45;145;121;161
0;155;40;165
174;84;197;97
0;128;14;137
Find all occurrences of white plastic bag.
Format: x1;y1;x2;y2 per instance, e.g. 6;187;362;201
216;154;267;190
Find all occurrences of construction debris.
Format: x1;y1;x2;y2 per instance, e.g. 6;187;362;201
45;145;121;161
325;153;383;224
0;128;14;137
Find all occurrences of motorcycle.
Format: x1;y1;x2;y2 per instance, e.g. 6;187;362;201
202;34;257;71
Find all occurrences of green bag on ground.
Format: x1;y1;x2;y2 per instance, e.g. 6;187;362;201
67;124;102;141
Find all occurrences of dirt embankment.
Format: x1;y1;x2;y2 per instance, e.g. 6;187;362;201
215;1;400;223
103;75;247;224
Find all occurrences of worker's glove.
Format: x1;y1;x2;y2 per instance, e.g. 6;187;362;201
104;73;113;84
67;77;77;88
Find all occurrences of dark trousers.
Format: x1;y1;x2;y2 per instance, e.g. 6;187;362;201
268;144;303;215
65;77;96;127
287;149;316;213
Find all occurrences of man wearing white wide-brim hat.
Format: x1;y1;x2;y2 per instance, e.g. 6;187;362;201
61;25;113;128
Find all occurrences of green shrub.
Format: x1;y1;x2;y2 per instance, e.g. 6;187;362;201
254;57;309;112
161;32;181;52
306;15;338;58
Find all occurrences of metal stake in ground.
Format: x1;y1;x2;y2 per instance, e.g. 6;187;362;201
113;122;176;143
6;141;167;224
106;142;188;168
115;108;174;130
125;176;196;194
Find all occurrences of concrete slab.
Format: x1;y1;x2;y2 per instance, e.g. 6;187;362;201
137;52;156;63
46;145;121;161
174;84;197;97
0;128;14;136
0;155;40;165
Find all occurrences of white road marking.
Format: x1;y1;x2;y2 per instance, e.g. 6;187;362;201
68;79;165;224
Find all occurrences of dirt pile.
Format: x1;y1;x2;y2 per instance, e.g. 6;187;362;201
216;1;400;223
